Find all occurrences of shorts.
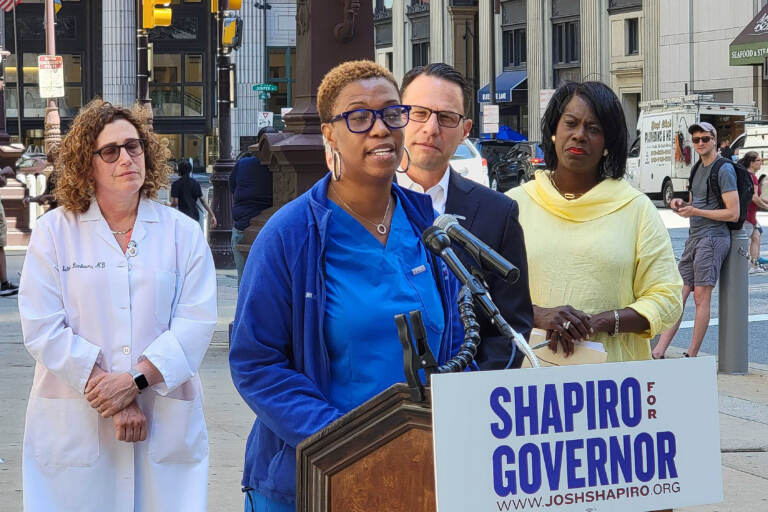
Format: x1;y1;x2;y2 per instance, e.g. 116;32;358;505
678;236;730;287
744;220;758;235
0;200;7;247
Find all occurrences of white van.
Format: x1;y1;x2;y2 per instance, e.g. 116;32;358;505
625;95;758;207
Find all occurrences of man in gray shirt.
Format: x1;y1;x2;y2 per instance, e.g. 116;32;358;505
653;122;740;359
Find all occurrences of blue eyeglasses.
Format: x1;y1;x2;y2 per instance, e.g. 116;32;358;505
328;105;412;133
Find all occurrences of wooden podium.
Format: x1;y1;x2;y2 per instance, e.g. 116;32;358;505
296;383;436;512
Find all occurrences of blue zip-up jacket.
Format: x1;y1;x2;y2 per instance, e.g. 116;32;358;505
229;175;464;504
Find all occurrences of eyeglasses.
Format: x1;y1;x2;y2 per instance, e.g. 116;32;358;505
328;105;411;133
408;105;465;128
691;136;713;144
93;138;146;163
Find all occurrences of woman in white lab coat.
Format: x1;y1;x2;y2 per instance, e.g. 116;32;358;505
18;100;217;512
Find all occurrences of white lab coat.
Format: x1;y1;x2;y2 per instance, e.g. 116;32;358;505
18;198;217;512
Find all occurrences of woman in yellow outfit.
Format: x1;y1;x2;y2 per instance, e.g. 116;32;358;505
507;81;682;362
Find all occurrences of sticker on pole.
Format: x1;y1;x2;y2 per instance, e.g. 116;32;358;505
431;357;723;511
38;55;65;99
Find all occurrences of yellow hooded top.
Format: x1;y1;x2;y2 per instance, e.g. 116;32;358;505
507;171;683;362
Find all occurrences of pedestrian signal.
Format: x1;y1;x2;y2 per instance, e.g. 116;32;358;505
221;16;243;50
211;0;242;13
143;0;172;29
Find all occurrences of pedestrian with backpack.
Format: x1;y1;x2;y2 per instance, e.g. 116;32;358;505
652;121;741;359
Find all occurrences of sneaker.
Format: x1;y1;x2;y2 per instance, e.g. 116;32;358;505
758;257;768;265
0;281;19;296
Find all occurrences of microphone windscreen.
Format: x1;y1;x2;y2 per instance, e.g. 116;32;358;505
434;213;458;231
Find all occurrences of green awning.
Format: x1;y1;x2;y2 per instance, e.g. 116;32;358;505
730;5;768;65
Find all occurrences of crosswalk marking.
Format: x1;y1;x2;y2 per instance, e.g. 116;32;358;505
679;314;768;329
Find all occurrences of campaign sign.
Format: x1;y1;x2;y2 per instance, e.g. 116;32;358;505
431;358;723;511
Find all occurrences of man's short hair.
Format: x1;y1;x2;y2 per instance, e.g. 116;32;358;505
401;63;472;116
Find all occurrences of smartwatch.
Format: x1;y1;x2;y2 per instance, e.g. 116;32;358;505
129;369;149;392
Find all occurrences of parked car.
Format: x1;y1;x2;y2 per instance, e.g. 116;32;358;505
510;142;546;185
15;151;49;175
483;141;545;192
475;139;518;192
449;139;488;187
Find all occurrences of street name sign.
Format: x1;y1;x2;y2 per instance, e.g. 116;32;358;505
253;83;278;92
432;357;723;511
38;55;65;99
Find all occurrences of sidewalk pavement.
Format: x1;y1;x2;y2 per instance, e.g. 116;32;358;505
0;249;767;511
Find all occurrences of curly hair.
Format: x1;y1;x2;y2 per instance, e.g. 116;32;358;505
316;60;399;123
54;99;172;213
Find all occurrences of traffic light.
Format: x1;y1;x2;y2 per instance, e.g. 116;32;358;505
221;16;243;50
143;0;172;29
211;0;242;13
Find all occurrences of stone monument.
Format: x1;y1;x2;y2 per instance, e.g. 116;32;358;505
239;0;373;260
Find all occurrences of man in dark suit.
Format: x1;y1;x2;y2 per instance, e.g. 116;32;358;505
398;63;533;369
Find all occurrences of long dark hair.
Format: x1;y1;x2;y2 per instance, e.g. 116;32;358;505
540;81;628;179
737;151;759;170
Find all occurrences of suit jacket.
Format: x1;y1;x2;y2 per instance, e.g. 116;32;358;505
444;170;533;369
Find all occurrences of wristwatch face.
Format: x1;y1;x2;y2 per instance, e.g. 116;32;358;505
132;371;149;391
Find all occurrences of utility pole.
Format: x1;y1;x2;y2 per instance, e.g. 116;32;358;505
43;0;61;152
137;0;172;124
209;0;240;268
488;0;496;140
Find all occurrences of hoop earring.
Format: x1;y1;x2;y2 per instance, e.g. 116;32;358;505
331;150;342;181
396;146;411;173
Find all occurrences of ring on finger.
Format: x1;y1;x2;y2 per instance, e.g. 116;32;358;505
563;320;571;330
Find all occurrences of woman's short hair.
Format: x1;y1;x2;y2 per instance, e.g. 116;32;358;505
737;151;759;169
54;99;171;213
316;60;399;123
540;81;628;179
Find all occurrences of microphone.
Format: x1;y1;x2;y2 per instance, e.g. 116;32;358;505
422;226;541;369
434;214;520;284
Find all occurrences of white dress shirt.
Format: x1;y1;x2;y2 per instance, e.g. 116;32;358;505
396;167;451;215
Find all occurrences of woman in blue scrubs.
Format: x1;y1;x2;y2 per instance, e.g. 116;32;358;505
230;60;465;511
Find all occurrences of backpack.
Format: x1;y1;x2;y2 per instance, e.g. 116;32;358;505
688;156;754;230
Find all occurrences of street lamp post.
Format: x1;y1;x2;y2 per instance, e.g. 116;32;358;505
136;0;153;124
254;1;271;113
43;0;61;152
210;0;235;268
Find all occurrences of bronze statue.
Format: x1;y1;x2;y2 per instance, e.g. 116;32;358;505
334;0;360;42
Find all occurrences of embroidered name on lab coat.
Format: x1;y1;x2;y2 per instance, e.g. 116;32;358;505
61;262;106;272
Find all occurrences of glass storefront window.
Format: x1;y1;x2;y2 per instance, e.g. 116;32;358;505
157;133;205;173
150;85;183;117
184;86;203;117
5;54;17;84
61;86;83;118
152;53;203;117
5;88;19;118
23;54;39;84
159;133;182;161
23;87;47;118
183;134;205;172
185;55;203;82
154;54;182;83
266;47;296;117
63;54;82;82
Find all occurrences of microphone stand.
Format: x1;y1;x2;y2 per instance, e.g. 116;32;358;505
395;228;539;400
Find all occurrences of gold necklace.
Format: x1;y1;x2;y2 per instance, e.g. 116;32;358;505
549;172;584;200
330;184;392;235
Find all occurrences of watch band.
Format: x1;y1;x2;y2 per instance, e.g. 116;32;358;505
129;369;149;392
